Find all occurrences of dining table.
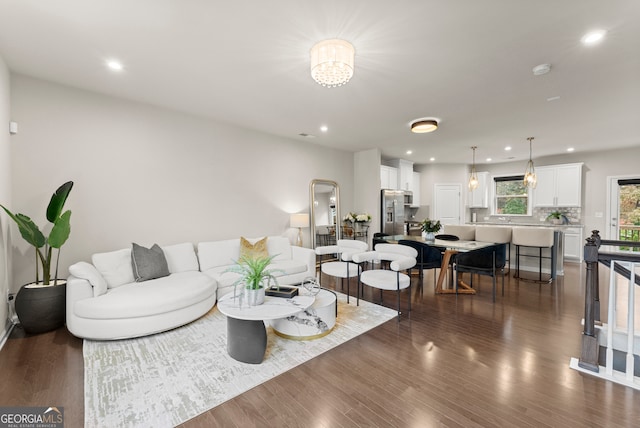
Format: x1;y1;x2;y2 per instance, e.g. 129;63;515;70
379;235;495;294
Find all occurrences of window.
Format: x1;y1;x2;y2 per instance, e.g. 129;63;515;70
493;175;531;215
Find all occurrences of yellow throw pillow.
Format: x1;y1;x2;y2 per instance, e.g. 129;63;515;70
239;236;269;260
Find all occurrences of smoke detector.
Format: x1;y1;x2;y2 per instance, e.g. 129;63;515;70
532;63;551;76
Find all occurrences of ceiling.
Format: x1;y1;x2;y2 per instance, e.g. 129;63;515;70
1;0;638;165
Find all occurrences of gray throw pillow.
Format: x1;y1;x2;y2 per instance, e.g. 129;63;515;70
131;243;170;282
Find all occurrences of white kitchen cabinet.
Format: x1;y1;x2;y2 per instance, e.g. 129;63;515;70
563;227;583;262
390;159;414;191
380;165;398;189
534;163;583;207
468;171;490;208
411;171;421;207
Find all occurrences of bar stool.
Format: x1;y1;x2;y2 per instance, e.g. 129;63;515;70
475;226;512;274
511;227;555;283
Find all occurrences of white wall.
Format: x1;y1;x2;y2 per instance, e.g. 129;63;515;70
354;148;381;247
0;55;11;333
9;75;354;288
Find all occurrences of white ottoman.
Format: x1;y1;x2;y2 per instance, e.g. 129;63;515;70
270;289;337;340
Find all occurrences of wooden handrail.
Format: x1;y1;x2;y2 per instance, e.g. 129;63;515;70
578;230;640;373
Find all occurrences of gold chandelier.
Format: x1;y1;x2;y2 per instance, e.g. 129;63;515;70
469;146;479;190
310;39;355;88
523;137;537;188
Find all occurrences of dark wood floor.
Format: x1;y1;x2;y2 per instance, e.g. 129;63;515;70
2;263;639;427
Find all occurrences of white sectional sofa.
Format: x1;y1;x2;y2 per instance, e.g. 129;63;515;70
66;236;315;340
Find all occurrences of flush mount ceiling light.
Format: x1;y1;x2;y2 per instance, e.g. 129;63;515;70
468;146;479;190
523;137;537;188
410;119;438;133
310;39;355;88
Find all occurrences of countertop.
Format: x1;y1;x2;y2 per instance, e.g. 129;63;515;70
468;222;584;229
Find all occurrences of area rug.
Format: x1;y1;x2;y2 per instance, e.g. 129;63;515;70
83;292;396;427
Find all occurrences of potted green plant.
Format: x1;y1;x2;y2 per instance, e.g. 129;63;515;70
421;218;442;241
226;254;281;306
546;211;566;225
1;181;73;334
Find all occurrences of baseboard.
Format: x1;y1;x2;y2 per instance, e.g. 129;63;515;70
0;318;16;351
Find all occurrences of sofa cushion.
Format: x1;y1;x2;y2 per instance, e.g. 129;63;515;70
73;271;216;320
240;236;268;260
162;242;200;273
92;249;135;289
69;262;108;297
266;236;291;262
132;243;170;282
197;240;240;271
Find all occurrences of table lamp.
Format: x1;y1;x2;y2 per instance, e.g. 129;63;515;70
290;213;309;247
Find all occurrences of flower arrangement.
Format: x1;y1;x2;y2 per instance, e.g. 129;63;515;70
421;218;442;233
343;212;372;223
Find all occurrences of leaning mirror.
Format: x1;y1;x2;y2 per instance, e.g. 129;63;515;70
309;179;340;249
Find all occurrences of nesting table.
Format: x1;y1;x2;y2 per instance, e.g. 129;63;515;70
217;292;315;364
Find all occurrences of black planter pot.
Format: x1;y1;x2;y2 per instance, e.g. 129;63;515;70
14;281;67;334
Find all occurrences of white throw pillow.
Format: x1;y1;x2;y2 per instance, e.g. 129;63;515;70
68;262;108;297
162;242;200;273
92;249;135;288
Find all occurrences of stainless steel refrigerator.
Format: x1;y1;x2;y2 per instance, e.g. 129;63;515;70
381;189;406;235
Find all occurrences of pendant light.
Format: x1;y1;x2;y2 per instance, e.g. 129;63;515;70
468;146;479;190
523;137;537;188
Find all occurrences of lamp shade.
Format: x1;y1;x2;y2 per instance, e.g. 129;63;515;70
290;213;309;228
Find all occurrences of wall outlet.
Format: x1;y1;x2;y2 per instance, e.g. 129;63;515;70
595;212;603;218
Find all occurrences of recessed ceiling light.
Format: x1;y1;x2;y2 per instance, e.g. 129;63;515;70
320;125;328;132
429;157;435;162
582;30;606;45
567;147;575;152
106;60;124;71
406;150;413;155
505;146;512;151
486;158;492;162
532;63;551;76
546;96;561;102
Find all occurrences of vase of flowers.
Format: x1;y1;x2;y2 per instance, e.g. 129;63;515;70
343;212;371;234
421;218;442;241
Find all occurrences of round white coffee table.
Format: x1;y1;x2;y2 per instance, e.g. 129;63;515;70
217;292;314;364
270;289;337;339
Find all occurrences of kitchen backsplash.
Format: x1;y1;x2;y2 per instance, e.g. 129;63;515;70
534;207;581;224
470;206;582;224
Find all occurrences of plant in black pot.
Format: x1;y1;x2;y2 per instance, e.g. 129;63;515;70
1;181;73;334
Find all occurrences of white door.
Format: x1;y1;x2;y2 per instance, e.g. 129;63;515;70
434;184;461;225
